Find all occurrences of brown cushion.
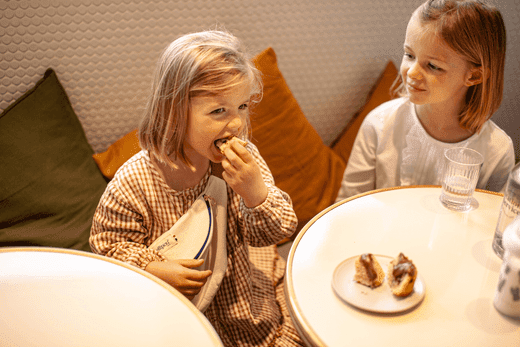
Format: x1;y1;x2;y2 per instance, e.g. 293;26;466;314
331;61;398;164
250;47;346;232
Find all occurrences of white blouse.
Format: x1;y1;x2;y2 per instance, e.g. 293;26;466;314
336;97;515;202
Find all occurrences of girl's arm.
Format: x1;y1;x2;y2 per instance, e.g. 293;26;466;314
335;117;378;202
90;183;166;269
240;183;298;247
222;141;298;247
90;183;212;298
485;143;515;193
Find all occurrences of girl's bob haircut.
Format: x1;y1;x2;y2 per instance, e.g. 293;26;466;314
393;0;506;133
139;30;262;168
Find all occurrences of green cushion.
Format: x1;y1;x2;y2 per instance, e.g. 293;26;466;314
0;69;107;252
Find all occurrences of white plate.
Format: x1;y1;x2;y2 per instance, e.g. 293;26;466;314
332;254;425;313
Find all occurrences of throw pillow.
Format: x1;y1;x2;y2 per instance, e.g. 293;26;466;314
250;47;346;232
0;69;107;252
93;128;141;179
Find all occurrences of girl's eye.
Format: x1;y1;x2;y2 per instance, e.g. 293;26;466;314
404;52;414;60
211;108;225;114
428;63;441;71
239;103;248;110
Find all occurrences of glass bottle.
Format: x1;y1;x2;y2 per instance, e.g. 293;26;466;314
493;161;520;259
493;215;520;317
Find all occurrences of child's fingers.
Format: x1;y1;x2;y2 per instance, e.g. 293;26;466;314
145;259;212;297
177;258;204;268
221;147;240;168
222;148;253;174
221;158;238;175
229;141;251;160
176;259;212;280
221;140;251;164
180;273;211;289
178;281;207;300
190;269;213;281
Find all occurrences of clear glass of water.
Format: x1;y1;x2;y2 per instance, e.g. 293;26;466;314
439;147;484;212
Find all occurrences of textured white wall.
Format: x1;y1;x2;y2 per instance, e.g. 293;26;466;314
1;0;518;160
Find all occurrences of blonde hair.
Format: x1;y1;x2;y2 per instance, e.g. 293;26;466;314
139;30;262;168
393;0;506;133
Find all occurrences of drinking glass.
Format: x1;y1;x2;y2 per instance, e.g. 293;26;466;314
439;147;484;211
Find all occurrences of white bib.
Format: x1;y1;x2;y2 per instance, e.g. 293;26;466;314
149;176;228;312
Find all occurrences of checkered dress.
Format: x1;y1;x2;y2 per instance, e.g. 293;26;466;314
90;143;303;346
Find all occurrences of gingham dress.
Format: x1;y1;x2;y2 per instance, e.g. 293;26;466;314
90;143;303;346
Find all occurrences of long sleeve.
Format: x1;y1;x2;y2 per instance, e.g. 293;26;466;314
235;142;298;247
481;130;515;193
90;175;166;269
335;115;378;202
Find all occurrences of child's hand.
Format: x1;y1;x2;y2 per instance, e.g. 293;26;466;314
221;140;268;207
145;259;212;300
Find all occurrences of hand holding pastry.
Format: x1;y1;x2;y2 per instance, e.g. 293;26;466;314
215;136;268;208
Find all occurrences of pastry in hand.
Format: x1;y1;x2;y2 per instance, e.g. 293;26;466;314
214;136;247;154
354;253;385;288
387;253;417;297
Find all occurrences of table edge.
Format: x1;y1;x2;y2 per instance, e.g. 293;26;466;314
284;185;503;346
0;246;224;346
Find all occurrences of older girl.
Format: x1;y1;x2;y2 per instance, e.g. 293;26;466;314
336;0;515;201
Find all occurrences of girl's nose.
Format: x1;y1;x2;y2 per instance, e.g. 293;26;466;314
227;113;243;132
408;62;422;80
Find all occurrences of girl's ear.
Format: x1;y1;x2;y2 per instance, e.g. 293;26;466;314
465;66;483;86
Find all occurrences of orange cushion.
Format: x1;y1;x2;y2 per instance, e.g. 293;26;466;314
331;61;398;164
250;47;346;230
92;129;140;179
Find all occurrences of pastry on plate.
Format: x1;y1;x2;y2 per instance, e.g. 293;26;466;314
387;253;417;297
354;253;385;288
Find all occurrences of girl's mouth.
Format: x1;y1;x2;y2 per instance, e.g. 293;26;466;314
214;136;233;151
214;135;247;153
407;83;425;92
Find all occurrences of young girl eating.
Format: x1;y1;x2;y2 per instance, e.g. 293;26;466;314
336;0;515;202
90;30;303;346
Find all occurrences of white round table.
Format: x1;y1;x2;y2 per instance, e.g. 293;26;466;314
0;247;223;347
285;186;520;347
